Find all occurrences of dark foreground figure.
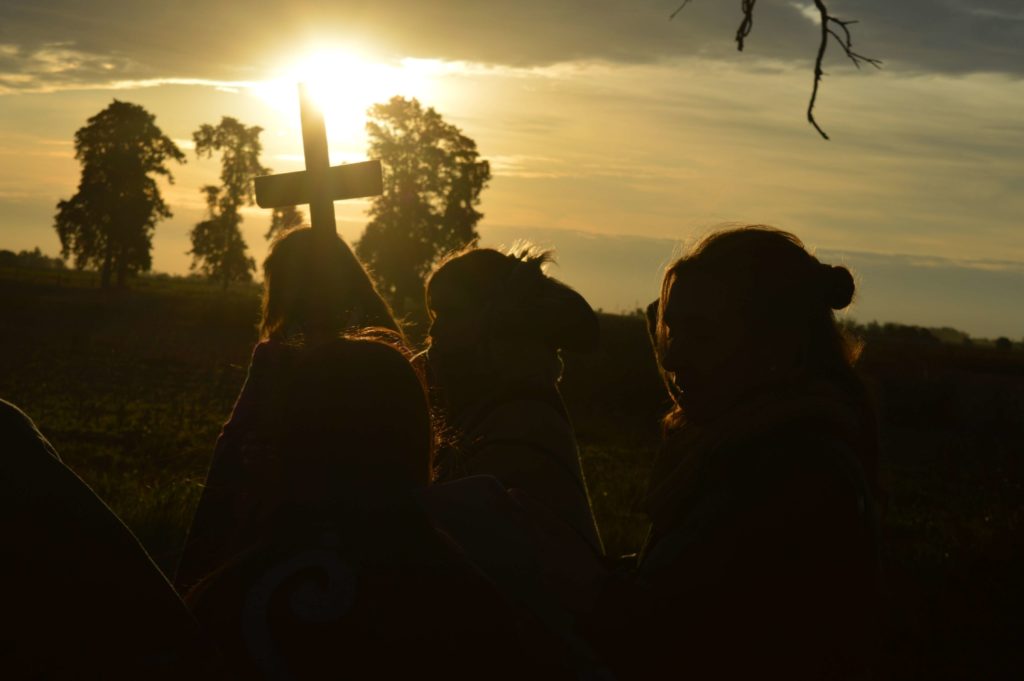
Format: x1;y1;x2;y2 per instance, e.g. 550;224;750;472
184;338;575;679
176;227;401;593
590;227;880;680
425;245;604;554
0;399;222;679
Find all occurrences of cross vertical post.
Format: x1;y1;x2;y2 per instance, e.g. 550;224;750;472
298;83;337;235
251;82;388;335
253;84;382;230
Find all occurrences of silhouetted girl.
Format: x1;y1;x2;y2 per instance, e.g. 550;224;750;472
595;226;879;679
185;337;566;679
175;227;400;592
425;245;604;554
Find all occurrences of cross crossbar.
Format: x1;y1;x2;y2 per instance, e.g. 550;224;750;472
254;161;382;209
252;83;383;236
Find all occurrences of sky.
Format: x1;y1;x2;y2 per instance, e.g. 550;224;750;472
1;0;1022;338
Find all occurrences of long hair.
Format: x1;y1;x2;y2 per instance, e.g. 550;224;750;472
184;332;434;608
272;333;434;507
654;226;871;446
259;227;400;342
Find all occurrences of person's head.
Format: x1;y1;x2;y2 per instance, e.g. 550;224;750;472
425;244;598;389
260;227;399;342
270;332;433;510
652;226;861;426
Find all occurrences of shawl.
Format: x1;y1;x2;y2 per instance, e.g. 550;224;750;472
642;377;874;556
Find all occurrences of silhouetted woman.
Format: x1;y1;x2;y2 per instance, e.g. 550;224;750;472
595;226;879;679
421;245;606;626
425;245;604;554
185;337;566;679
175;227;400;593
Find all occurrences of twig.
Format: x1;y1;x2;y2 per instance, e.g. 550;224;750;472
735;0;757;52
807;0;882;139
670;0;881;139
669;0;691;21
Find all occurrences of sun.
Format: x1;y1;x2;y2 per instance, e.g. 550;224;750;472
251;47;438;155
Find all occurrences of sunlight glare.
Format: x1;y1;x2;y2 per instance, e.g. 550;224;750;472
251;48;440;156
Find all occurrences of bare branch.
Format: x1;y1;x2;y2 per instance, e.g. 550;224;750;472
735;0;757;52
808;0;882;139
669;0;691;21
669;0;881;139
808;2;831;139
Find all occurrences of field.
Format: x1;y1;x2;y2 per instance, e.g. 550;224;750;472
1;267;1021;679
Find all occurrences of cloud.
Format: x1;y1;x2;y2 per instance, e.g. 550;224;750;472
0;42;131;93
477;224;1024;337
0;41;262;93
789;3;821;24
819;246;1024;338
0;0;1021;94
819;248;1024;276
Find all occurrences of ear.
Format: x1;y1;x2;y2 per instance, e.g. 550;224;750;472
535;280;599;352
645;299;659;346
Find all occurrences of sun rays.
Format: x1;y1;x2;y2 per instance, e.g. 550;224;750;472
250;47;446;153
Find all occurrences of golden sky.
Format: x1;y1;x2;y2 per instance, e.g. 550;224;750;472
1;1;1022;336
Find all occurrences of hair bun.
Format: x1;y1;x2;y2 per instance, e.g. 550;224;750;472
822;264;855;310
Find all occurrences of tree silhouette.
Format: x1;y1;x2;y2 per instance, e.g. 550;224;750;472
265;205;306;241
356;97;491;317
189;185;256;288
54;100;184;288
188;117;267;288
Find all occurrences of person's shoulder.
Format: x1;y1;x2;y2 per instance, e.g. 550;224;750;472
251;339;297;363
476;392;573;445
761;428;866;490
0;398;61;463
723;420;860;482
730;429;873;539
0;398;36;441
690;427;869;542
247;340;302;382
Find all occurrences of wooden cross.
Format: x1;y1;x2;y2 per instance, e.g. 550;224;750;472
254;83;382;235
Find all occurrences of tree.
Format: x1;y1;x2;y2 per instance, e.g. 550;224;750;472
189;186;256;287
265;205;306;241
356;97;491;316
54;100;184;287
188;117;267;288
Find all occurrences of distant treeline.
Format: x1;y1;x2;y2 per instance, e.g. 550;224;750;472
843;320;1019;352
3;250;1019;350
0;248;66;271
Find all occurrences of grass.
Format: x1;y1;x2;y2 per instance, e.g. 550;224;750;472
1;268;1021;679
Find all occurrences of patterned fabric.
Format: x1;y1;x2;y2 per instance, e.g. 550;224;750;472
187;503;573;680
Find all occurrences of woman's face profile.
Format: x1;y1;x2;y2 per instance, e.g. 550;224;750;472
661;274;748;416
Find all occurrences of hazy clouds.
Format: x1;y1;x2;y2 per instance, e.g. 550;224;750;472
2;0;1023;92
480;224;1024;338
2;1;1022;337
